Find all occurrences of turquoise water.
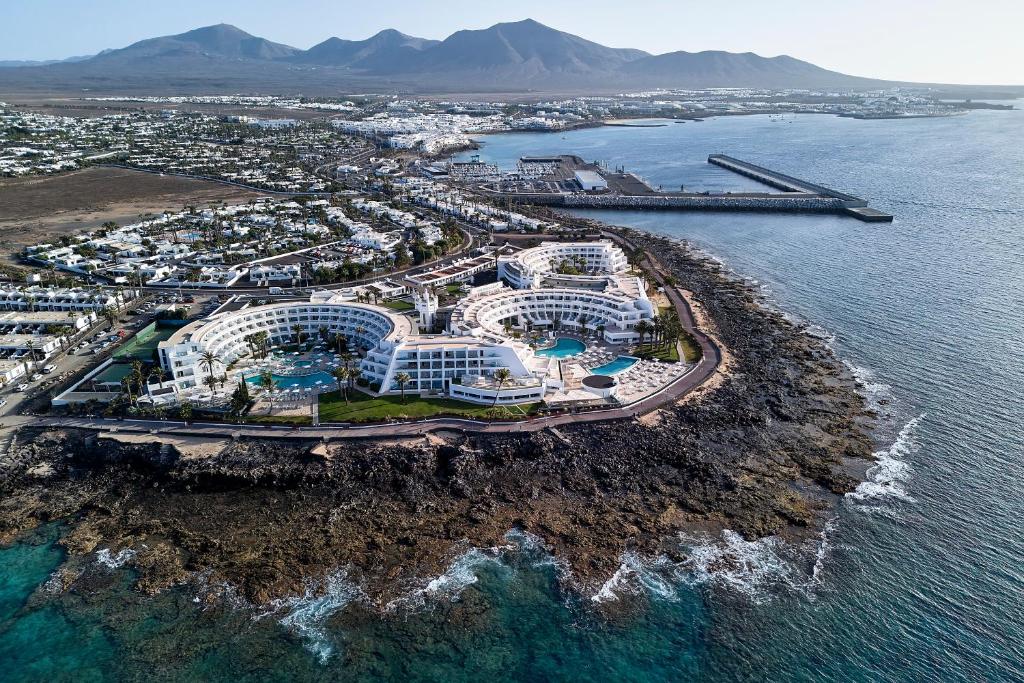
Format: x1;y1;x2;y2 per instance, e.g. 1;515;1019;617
534;337;586;358
589;356;638;375
5;105;1024;680
246;371;335;390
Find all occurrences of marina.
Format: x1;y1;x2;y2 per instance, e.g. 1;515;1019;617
466;153;893;222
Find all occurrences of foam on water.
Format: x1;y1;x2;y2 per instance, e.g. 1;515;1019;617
265;571;363;663
591;528;836;606
846;361;897;417
847;414;924;511
810;518;839;585
95;548;136;570
385;546;511;613
591;552;679;604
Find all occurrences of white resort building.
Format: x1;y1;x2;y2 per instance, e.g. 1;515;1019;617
449;283;654;345
155;240;665;407
497;240;629;289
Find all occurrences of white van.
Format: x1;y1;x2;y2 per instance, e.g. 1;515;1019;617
42;364;57;374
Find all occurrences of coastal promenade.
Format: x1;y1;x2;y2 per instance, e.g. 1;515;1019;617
2;231;721;442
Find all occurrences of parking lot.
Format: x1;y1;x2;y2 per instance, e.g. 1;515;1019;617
0;291;214;417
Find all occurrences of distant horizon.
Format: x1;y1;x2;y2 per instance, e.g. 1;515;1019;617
2;0;1023;85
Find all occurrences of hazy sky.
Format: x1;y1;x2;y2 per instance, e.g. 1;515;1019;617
3;0;1022;84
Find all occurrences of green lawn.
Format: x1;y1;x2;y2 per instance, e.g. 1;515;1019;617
319;390;541;423
632;331;702;364
677;331;703;363
632;343;681;363
380;299;415;311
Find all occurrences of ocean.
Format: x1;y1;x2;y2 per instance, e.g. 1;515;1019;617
3;106;1023;681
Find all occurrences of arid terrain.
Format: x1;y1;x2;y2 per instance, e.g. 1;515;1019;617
0;166;262;260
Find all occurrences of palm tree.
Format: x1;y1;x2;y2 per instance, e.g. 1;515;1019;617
651;315;664;347
333;367;351;403
348;367;362;390
130;360;144;397
101;305;119;330
199;351;219;388
255;331;270;359
491;368;512;407
635;320;652;349
290;324;304;347
120;376;133;407
394;372;412;403
258;370;277;413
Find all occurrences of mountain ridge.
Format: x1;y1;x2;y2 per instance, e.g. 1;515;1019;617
0;19;975;93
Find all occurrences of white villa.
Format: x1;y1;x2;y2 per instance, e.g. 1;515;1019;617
0;286;131;313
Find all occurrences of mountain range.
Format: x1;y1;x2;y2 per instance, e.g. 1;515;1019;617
0;19;925;94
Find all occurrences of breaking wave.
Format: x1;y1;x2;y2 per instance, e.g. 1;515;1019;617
847;414;924;511
95;547;136;569
264;571;363;663
592;528;837;606
385;547;509;614
846;361;897;417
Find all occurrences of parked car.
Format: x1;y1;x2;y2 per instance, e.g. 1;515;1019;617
15;383;29;392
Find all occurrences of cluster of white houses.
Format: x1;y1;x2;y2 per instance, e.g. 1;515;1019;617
156;240;656;405
0;285;124;387
23;197;414;290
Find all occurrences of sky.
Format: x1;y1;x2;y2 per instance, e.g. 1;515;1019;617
2;0;1022;84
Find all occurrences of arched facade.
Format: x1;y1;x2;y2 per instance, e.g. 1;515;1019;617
497;240;628;289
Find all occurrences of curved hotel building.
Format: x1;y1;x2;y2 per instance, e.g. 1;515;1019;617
158;240;655;405
497;240;629;289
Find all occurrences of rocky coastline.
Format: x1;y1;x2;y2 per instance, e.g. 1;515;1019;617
0;229;875;608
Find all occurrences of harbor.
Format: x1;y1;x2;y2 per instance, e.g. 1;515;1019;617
461;153;894;222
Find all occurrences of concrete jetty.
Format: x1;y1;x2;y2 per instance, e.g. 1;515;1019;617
474;153;893;222
706;154;892;221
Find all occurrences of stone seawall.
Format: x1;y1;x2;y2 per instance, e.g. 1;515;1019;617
520;193;848;213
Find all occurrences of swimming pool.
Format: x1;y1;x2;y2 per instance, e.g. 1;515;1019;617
246;371;336;390
589;356;638;376
534;337;586;358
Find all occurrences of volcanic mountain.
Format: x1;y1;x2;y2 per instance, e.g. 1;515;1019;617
0;19;893;93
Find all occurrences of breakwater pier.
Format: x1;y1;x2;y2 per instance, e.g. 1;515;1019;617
470;154;893;222
706;155;893;221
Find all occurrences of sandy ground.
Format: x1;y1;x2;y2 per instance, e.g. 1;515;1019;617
677;287;734;402
0;167;262;261
98;432;228;461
